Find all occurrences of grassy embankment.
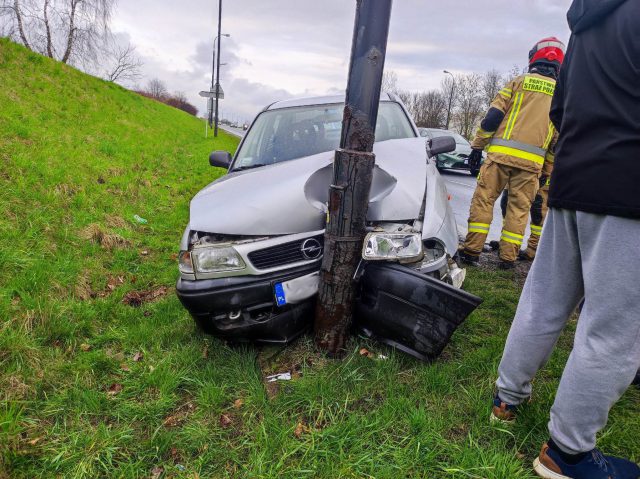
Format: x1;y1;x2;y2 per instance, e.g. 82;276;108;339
1;39;638;478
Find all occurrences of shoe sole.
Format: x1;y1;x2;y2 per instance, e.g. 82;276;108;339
533;458;571;479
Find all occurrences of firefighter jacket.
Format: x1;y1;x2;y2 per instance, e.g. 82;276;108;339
471;73;557;175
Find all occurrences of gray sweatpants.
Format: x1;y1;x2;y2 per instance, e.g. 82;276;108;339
497;208;640;454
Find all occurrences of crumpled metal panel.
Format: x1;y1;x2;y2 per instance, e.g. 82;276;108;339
189;138;428;235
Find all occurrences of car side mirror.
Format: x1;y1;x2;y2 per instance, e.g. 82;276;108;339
209;151;232;168
427;136;456;158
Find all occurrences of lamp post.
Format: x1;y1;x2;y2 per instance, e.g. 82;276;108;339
444;70;455;130
209;32;230;128
214;0;224;137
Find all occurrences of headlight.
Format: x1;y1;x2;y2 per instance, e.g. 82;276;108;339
192;246;246;273
178;250;194;274
362;233;423;261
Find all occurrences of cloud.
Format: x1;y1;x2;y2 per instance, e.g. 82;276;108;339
111;0;573;120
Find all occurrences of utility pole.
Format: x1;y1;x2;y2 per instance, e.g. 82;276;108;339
444;70;455;130
214;0;223;137
314;0;393;355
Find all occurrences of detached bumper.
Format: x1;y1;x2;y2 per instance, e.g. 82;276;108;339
176;264;319;344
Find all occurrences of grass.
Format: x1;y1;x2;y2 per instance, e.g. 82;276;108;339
1;39;638;478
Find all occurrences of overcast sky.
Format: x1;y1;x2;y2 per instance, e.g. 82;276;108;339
112;0;573;122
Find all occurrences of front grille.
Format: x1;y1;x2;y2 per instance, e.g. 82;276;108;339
248;235;324;270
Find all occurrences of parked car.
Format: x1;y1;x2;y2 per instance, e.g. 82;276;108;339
176;94;481;361
242;123;249;131
419;128;485;177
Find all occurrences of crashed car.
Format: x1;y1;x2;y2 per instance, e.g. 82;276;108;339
177;94;481;361
419;128;485;177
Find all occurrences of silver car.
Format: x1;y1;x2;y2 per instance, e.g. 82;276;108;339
177;94;481;361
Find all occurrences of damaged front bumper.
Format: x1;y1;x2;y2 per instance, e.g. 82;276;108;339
177;260;482;360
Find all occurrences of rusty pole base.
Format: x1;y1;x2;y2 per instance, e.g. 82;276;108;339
314;148;375;355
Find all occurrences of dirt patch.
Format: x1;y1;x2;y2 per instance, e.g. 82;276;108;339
122;286;170;307
478;246;533;285
163;401;196;428
75;271;125;300
80;223;131;250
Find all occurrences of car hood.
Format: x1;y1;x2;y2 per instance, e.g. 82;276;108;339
190;138;428;235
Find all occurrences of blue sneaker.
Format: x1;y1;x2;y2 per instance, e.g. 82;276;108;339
534;443;640;479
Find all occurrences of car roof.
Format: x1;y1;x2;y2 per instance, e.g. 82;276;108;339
265;93;395;111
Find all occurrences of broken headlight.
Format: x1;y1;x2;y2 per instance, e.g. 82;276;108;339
362;233;423;262
178;250;194;274
191;245;246;273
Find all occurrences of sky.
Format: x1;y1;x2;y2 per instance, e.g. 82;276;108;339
111;0;573;123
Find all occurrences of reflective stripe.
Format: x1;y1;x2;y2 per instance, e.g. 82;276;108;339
499;88;512;99
537;40;565;50
543;123;555;150
469;222;490;234
476;127;494;139
501;230;524;245
503;92;524;140
530;225;543;236
487;145;545;165
545;177;551;186
490;139;547;157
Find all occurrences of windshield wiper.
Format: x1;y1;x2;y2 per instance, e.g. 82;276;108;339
233;163;268;172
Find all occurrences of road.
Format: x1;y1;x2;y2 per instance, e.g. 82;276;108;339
218;124;524;243
441;169;531;243
219;124;246;138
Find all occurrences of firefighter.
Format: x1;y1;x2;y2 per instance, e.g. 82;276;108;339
460;37;564;269
499;174;552;261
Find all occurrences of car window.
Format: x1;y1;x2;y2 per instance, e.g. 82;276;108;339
234;102;415;168
428;130;469;146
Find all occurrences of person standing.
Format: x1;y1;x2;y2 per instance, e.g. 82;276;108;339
493;0;640;477
460;38;563;269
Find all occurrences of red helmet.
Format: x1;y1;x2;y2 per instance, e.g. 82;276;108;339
529;37;566;68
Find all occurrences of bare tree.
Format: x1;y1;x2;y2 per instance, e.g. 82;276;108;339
453;73;484;139
400;90;447;128
505;64;527;82
381;69;399;94
440;75;457;130
104;42;142;84
0;0;115;65
145;78;168;100
481;69;504;109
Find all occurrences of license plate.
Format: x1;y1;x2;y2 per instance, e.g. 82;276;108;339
274;283;287;307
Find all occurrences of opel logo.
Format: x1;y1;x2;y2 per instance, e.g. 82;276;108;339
301;238;322;260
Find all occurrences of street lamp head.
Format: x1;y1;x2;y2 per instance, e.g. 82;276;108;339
443;70;450;74
222;33;231;38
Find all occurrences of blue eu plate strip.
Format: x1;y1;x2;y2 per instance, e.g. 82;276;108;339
274;283;287;307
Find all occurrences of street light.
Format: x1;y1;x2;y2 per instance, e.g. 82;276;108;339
209;32;230;127
444;70;455;130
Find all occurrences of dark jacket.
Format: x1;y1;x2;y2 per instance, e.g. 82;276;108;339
549;0;640;218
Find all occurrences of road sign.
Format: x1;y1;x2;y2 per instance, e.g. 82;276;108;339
198;85;225;100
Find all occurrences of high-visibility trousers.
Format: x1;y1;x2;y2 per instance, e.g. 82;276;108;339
462;159;539;262
522;187;549;259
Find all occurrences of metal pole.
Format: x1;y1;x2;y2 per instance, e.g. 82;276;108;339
208;36;218;128
314;0;393;355
214;0;222;137
444;70;454;130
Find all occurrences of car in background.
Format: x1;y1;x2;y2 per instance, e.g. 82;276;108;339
242;123;248;131
176;94;481;361
419;128;485;177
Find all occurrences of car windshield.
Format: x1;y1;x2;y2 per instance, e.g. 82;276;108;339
233;102;416;169
428;130;469;146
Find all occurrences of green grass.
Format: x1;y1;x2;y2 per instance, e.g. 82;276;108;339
1;39;638;478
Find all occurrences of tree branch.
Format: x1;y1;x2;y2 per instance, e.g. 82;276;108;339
12;0;32;49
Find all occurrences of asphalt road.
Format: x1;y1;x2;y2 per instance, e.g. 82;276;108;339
442;169;531;243
219;124;246;138
219;124;525;243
